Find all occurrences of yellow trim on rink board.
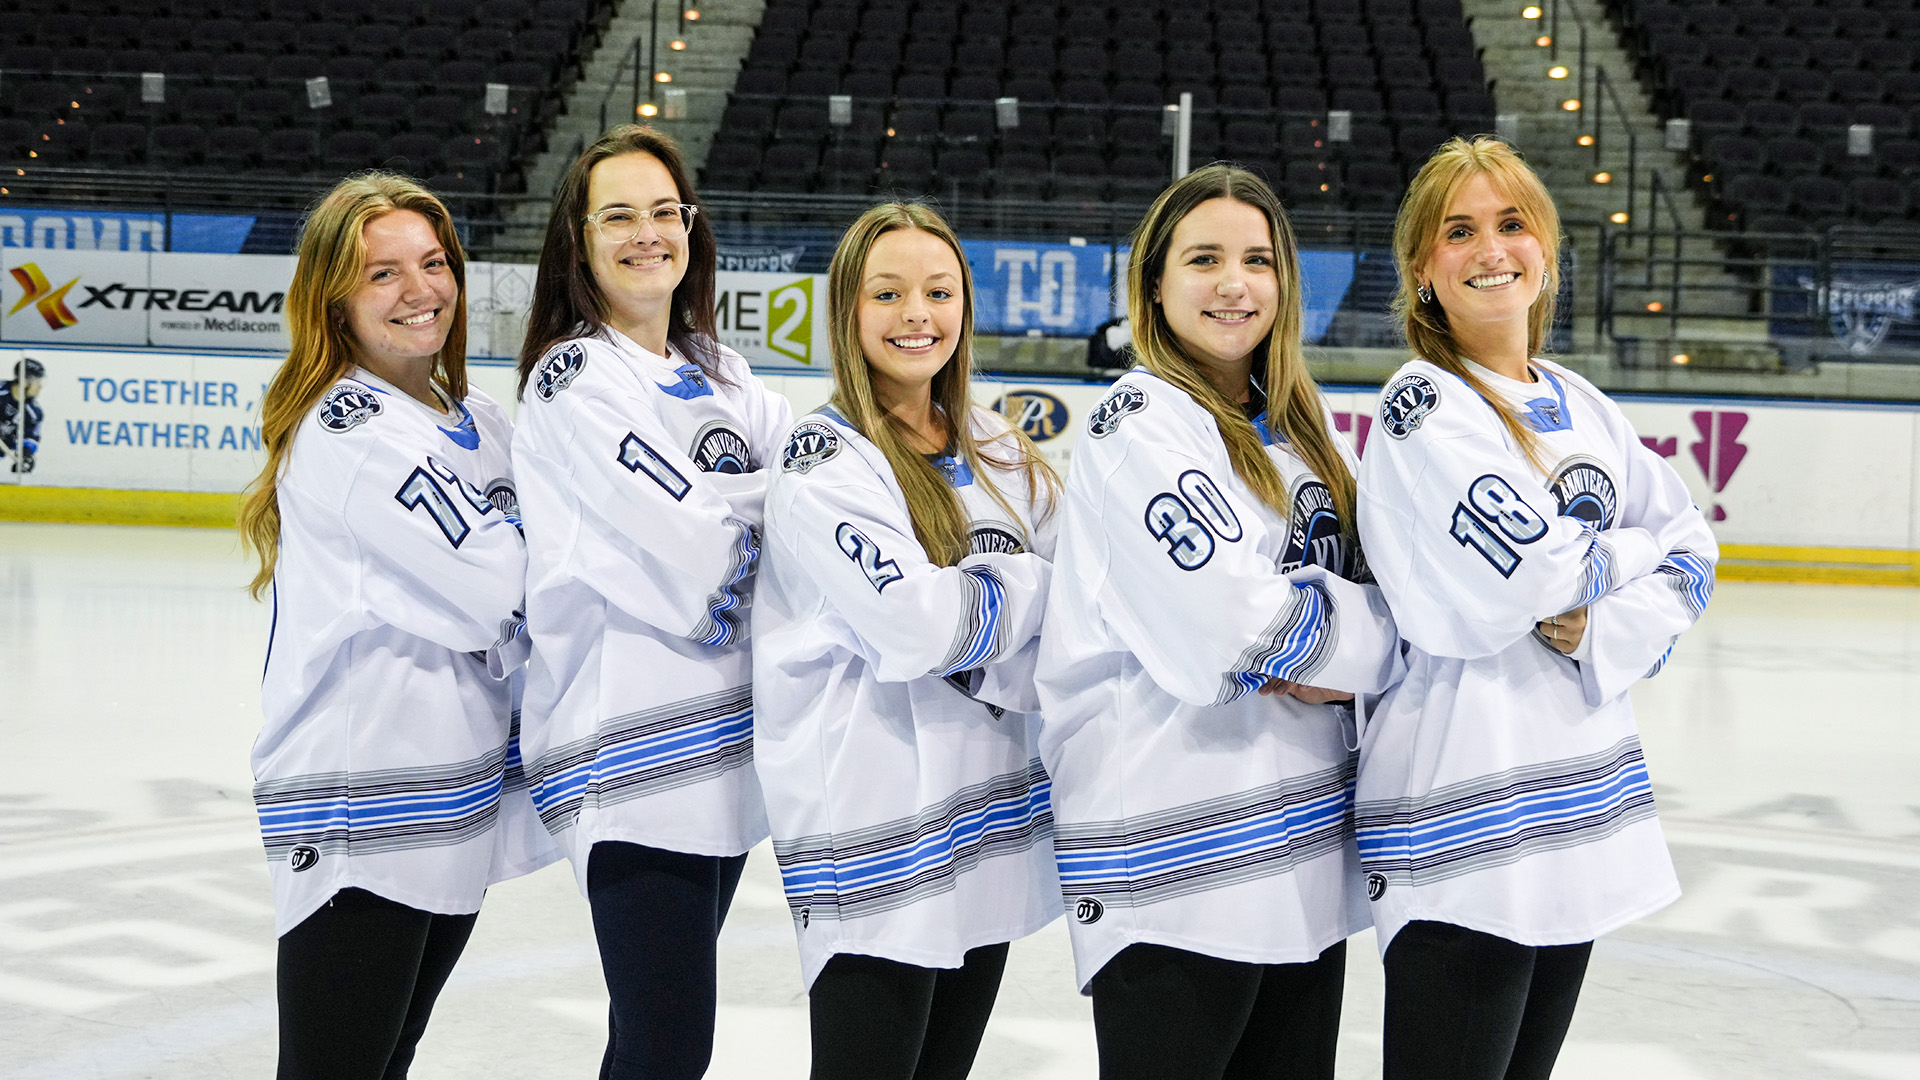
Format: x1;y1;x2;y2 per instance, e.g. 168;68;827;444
0;485;240;528
1718;544;1920;587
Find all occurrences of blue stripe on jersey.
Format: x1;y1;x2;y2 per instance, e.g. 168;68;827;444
773;760;1053;921
253;748;507;858
930;565;1006;677
527;686;756;831
692;520;761;647
1655;548;1714;618
1354;737;1658;885
1052;759;1354;909
1570;529;1616;609
1217;580;1335;705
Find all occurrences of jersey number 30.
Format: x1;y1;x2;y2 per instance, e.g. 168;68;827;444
1450;474;1547;578
1144;470;1242;571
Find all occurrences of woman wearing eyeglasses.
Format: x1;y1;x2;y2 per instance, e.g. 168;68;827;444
511;126;794;1080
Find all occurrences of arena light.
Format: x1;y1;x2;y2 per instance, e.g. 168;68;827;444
1562;99;1582;111
1593;171;1612;183
670;39;686;50
1613;212;1631;223
683;8;700;19
654;71;673;83
1671;353;1692;365
1577;134;1594;146
1548;65;1569;79
638;102;659;117
1522;5;1543;18
1537;35;1553;46
1645;301;1663;311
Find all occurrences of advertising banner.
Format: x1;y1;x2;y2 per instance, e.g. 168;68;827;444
0;250;534;359
1769;261;1920;357
0;209;257;253
714;270;830;369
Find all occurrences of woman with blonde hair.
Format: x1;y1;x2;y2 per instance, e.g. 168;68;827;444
753;201;1062;1079
1356;136;1716;1080
511;125;794;1079
1035;164;1402;1079
239;172;552;1079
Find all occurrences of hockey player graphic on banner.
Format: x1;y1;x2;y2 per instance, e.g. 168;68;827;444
0;356;44;474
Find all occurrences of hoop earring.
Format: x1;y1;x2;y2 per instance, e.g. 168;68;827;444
1416;283;1433;304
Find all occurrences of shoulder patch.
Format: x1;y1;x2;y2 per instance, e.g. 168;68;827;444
1379;372;1440;439
532;342;587;402
968;524;1026;555
691;420;751;474
1088;384;1147;438
317;383;382;433
781;419;842;473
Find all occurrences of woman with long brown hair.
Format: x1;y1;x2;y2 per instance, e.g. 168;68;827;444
509;125;793;1079
1034;164;1403;1079
752;202;1062;1079
1356;136;1716;1080
239;172;551;1079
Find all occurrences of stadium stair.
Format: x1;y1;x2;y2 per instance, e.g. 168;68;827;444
1466;0;1776;363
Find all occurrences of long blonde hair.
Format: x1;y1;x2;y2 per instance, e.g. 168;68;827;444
1127;164;1356;528
1393;136;1562;473
238;173;470;599
825;202;1059;567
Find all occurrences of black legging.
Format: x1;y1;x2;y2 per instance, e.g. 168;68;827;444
1383;921;1593;1080
586;840;749;1080
808;942;1011;1080
1090;940;1348;1080
275;887;478;1080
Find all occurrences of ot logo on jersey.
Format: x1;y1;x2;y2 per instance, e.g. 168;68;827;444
691;421;751;474
1366;872;1386;901
1280;479;1350;576
782;420;841;473
1073;896;1104;924
318;383;382;433
968;524;1025;554
993;390;1070;442
533;342;587;402
1550;457;1618;529
1380;372;1439;439
1088;384;1147;438
288;845;320;872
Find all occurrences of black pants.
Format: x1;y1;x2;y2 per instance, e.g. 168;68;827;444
1382;921;1593;1080
1090;940;1347;1080
808;942;1011;1080
275;887;479;1080
587;840;749;1080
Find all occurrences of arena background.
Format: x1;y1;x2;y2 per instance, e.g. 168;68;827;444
1;1;1918;1078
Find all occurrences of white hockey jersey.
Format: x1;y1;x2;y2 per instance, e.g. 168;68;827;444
1035;369;1403;990
252;370;556;936
1355;357;1717;952
754;405;1061;989
513;330;794;888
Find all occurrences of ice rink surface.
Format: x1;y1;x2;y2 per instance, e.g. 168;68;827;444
1;521;1916;1080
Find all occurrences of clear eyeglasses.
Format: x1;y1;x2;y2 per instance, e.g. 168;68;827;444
584;203;699;244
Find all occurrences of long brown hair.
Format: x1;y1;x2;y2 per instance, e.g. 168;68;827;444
238;172;469;600
825;202;1059;567
516;125;722;392
1127;164;1356;529
1393;136;1563;473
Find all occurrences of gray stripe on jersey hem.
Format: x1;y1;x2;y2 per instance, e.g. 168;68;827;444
254;744;508;858
529;685;756;833
773;759;1053;923
1053;758;1356;910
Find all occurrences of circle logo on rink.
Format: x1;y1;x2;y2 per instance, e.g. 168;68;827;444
993;390;1070;442
1073;896;1104;924
1366;872;1387;901
288;845;320;872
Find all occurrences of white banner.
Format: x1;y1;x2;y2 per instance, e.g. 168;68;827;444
714;271;830;370
10;349;1920;556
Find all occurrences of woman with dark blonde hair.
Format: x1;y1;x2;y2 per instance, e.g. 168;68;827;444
1035;164;1402;1079
753;201;1062;1079
239;172;553;1079
510;125;793;1080
1356;136;1717;1080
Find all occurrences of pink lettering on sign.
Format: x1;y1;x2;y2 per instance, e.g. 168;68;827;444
1689;410;1749;522
1640;435;1677;459
1331;411;1374;456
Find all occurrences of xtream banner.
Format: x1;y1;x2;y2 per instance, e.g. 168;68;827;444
1;250;822;366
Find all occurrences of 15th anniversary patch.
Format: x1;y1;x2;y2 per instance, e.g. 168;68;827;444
318;383;382;433
533;342;587;402
1379;372;1440;438
781;419;842;473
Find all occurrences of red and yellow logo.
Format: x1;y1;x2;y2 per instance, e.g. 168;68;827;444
8;263;80;330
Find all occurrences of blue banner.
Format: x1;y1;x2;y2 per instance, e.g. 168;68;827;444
0;209;257;254
1770;261;1920;357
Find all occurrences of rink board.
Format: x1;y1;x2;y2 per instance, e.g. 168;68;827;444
3;347;1917;583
